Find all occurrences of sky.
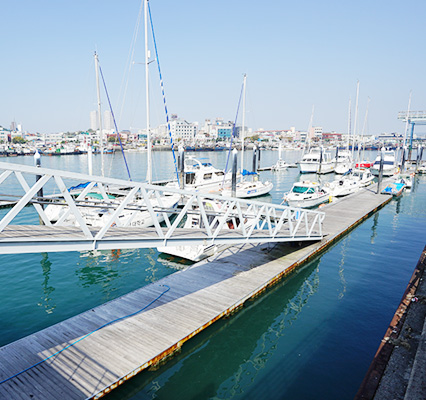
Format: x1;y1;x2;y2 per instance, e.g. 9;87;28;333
2;0;426;135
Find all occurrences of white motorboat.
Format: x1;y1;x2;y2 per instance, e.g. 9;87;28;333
323;174;360;197
351;168;374;187
299;148;334;174
166;156;233;193
371;149;399;176
398;172;414;188
283;181;330;208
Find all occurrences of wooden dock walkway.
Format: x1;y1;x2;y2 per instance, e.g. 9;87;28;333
0;185;392;399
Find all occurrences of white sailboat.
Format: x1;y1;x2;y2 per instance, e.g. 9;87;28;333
46;0;180;228
222;74;273;198
272;143;290;171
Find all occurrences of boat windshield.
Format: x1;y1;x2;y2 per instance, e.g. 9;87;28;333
292;185;310;194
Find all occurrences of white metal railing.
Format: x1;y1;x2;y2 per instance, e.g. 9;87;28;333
0;162;325;253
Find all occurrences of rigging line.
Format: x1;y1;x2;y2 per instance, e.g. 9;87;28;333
0;284;171;386
99;65;132;181
118;0;144;125
148;1;179;184
223;80;244;182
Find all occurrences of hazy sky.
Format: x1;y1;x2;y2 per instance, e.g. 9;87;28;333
2;0;426;134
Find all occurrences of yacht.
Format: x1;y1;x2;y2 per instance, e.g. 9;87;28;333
371;150;399;176
166;157;233;193
299;148;334;174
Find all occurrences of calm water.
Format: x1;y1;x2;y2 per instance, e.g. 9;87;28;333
0;149;425;399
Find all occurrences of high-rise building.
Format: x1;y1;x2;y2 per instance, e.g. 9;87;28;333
90;111;98;131
103;110;114;131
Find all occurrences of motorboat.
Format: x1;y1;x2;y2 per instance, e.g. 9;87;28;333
299;148;334;174
398;172;414;189
283;181;330;208
333;150;353;175
166;156;234;193
351;168;374;187
371;150;399;177
323;174;360;197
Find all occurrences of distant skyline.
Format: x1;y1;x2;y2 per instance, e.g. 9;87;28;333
2;0;426;135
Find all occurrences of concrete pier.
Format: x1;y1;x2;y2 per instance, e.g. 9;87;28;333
355;245;426;400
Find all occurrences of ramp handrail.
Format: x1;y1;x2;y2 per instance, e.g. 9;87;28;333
0;162;325;250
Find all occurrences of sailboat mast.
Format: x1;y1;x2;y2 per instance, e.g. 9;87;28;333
403;91;412;149
145;0;152;184
241;73;247;178
346;97;351;151
94;52;105;176
352;80;360;159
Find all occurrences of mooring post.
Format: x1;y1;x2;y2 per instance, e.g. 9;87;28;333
376;147;385;194
88;142;93;175
401;146;406;172
231;148;238;197
178;146;185;190
34;149;44;224
318;146;324;174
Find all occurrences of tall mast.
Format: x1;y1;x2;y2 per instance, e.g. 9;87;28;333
241;73;247;178
145;0;152;184
360;96;370;161
94;52;105;176
352;80;360;159
403;91;412;149
346;97;351;151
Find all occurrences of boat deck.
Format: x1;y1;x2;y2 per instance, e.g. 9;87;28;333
0;184;392;399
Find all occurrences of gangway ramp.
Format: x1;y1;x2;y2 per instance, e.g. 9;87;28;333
0;162;324;254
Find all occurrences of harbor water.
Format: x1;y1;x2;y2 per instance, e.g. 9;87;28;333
0;149;425;399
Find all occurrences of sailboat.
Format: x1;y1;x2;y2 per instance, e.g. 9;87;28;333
272;143;295;171
46;1;180;228
221;74;273;198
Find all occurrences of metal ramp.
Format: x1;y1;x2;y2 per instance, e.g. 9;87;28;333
0;161;325;255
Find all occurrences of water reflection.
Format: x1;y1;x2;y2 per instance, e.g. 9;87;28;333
76;251;120;299
370;212;379;244
337;237;349;299
107;258;321;400
37;252;56;314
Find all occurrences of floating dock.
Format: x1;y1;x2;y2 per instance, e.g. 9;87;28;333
0;184;394;399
